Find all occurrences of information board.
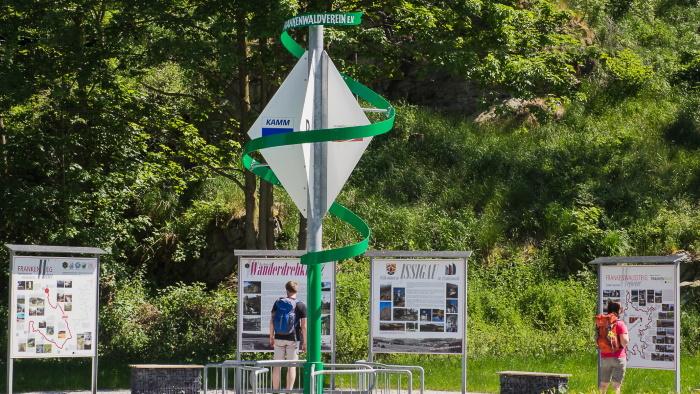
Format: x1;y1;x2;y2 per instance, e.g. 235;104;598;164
238;257;335;352
600;264;678;370
10;256;98;358
370;258;465;354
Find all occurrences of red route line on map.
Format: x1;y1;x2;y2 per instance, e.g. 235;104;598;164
27;287;73;350
625;291;655;359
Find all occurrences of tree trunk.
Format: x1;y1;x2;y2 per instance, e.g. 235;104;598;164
297;212;307;250
0;116;6;174
257;180;270;249
244;171;257;249
256;38;275;250
265;184;275;248
237;10;257;249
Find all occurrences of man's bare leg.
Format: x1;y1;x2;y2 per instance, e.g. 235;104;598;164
612;382;621;394
286;366;297;390
272;366;281;390
599;382;609;393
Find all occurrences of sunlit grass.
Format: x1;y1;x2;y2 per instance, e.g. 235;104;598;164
375;352;700;393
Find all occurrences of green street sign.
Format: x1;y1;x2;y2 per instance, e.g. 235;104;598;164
282;12;363;31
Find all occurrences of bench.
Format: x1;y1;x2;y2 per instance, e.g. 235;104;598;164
497;371;572;394
130;364;203;394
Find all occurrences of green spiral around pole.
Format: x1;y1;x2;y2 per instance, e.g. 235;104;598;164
241;12;395;266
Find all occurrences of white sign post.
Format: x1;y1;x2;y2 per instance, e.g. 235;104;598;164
366;251;472;394
5;244;106;394
234;250;336;361
591;254;687;393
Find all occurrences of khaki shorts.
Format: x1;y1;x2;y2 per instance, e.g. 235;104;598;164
274;339;299;360
601;357;626;384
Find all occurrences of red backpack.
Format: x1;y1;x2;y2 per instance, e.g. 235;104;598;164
595;313;621;353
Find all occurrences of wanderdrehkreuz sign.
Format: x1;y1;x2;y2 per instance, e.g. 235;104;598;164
241;13;395;394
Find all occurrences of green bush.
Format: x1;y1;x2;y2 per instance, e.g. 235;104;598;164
334;260;371;362
467;256;598;357
518;279;596;332
99;273;152;358
664;99;700;149
601;49;654;92
681;308;700;354
100;277;236;362
675;54;700;87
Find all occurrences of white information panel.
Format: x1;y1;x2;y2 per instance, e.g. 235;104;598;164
600;264;678;370
371;258;465;354
238;257;334;352
10;256;98;358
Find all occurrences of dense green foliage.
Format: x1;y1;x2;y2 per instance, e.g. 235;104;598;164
1;0;700;390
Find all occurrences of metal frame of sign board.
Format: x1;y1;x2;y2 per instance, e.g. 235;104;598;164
233;250;337;366
590;254;688;394
4;244;107;394
365;250;472;394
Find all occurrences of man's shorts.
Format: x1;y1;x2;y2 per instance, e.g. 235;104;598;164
274;339;299;361
601;357;626;384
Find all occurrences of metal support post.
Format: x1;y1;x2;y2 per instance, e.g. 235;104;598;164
597;263;602;390
7;250;15;394
304;24;327;394
92;256;101;394
368;257;374;362
462;256;468;394
675;261;681;393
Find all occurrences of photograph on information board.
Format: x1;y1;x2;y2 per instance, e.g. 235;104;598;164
371;259;465;354
239;257;334;352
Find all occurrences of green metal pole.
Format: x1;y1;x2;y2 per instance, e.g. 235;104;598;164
305;264;323;394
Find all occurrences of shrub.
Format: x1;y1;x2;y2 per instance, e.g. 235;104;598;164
681;308;700;354
334;260;371;362
518;280;596;332
664;100;700;149
601;49;654;93
675;53;700;88
100;278;236;362
148;282;236;362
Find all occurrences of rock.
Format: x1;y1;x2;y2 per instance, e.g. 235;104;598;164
474;97;566;126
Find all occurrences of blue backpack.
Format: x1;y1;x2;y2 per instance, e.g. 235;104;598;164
274;297;298;335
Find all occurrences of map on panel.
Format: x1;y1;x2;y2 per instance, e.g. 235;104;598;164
600;265;676;370
10;256;98;358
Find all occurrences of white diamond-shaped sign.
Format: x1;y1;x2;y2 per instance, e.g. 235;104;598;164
247;52;313;217
247;50;371;218
324;53;371;211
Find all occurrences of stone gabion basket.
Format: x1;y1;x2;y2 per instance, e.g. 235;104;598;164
130;365;203;394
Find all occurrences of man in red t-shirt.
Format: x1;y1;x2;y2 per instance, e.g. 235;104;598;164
600;301;629;394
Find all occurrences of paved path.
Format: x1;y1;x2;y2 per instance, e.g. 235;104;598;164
20;391;130;394
20;391;484;394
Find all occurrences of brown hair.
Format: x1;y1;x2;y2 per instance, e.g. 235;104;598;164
285;281;298;294
608;301;621;315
